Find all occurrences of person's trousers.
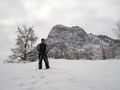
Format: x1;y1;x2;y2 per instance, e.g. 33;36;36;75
38;54;50;69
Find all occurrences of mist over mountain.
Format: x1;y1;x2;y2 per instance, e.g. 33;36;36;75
46;24;120;60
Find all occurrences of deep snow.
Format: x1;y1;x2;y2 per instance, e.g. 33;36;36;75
0;59;120;90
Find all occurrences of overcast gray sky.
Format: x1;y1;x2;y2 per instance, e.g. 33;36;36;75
0;0;120;59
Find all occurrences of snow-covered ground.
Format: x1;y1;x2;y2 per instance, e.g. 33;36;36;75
0;59;120;90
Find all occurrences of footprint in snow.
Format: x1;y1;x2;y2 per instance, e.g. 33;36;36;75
19;83;25;87
12;77;20;80
27;87;34;90
31;80;38;84
40;75;45;79
68;78;77;84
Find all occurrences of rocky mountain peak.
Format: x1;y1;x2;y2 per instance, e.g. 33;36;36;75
46;24;120;60
48;24;87;39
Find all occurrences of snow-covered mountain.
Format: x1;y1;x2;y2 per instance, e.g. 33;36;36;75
46;24;120;60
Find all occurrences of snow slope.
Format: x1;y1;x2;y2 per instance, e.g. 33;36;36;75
0;59;120;90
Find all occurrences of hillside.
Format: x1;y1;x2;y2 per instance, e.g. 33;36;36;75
46;24;120;60
0;59;120;90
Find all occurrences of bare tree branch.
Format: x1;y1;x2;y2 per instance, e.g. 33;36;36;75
9;25;38;62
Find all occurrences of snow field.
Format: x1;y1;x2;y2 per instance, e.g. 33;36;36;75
0;59;120;90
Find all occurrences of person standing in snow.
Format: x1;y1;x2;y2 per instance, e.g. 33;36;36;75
36;38;50;69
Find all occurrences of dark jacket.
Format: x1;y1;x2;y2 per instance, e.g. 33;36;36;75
36;43;49;55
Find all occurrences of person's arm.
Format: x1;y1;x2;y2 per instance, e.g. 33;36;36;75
45;44;49;54
36;44;40;52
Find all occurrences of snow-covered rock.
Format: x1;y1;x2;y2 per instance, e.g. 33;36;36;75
46;24;120;60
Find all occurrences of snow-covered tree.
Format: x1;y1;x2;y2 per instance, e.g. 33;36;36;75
100;44;106;60
9;25;38;62
113;20;120;39
111;20;120;58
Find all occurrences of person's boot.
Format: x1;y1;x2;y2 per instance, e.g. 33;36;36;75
39;66;42;69
39;67;42;69
46;66;50;69
39;64;42;69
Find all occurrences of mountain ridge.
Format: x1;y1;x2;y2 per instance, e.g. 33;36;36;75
46;24;120;60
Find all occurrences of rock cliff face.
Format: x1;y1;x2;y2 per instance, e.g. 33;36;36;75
46;24;120;60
